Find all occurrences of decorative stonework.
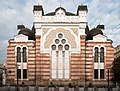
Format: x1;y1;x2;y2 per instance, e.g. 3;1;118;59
7;4;114;86
44;28;77;49
71;28;78;36
14;34;28;42
42;28;50;36
35;16;85;23
93;34;107;42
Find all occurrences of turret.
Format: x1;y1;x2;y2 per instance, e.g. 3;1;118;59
77;5;88;22
33;5;44;17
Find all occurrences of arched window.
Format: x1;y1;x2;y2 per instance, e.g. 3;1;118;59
100;47;104;62
94;47;98;62
51;33;70;79
23;47;27;62
17;47;21;62
93;46;105;79
16;46;27;79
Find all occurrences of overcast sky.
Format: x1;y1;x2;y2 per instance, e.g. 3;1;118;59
0;0;120;63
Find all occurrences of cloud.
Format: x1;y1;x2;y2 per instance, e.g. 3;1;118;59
0;0;120;63
87;0;120;46
0;0;36;63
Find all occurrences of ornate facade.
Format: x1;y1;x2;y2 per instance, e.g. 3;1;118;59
7;4;114;86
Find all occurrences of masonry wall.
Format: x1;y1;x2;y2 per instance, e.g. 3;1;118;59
7;40;35;84
86;41;114;85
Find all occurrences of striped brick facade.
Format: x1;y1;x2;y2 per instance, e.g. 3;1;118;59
6;4;114;86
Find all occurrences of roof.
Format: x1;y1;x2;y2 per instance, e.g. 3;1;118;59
18;27;35;40
77;5;88;11
86;26;104;40
90;28;103;36
55;7;66;12
17;25;25;30
33;5;43;11
77;5;88;15
33;5;44;15
45;6;76;16
96;25;105;29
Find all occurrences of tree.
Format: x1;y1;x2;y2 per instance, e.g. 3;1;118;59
113;56;120;83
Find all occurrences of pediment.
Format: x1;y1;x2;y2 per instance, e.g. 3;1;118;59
14;34;28;42
93;34;107;42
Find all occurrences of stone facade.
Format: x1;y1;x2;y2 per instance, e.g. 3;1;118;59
7;4;114;86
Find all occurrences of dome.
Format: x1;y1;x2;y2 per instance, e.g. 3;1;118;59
18;28;35;40
45;6;76;16
55;7;66;12
86;28;103;40
90;28;103;36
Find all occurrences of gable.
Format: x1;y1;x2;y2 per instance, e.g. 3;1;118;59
93;34;107;42
14;34;28;42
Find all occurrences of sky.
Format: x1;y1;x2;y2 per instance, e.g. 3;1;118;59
0;0;120;63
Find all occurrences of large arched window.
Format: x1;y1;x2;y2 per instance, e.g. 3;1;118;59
17;47;21;62
94;47;98;62
100;47;104;62
51;33;70;80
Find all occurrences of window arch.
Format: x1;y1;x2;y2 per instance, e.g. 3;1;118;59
23;47;27;62
94;47;98;62
100;47;104;62
17;47;21;62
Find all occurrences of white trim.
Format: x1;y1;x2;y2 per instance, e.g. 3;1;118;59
93;45;106;56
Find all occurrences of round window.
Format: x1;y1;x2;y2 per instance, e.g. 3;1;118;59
61;39;66;44
51;44;56;50
55;39;59;44
58;33;63;39
58;45;63;51
65;44;69;50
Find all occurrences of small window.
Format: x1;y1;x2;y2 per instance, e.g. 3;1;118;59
17;47;21;62
17;69;21;79
23;47;27;62
23;69;27;79
94;47;98;62
58;45;63;51
94;69;98;79
100;47;104;62
58;33;63;39
100;69;104;79
51;45;56;50
55;39;59;44
61;39;66;44
65;44;69;50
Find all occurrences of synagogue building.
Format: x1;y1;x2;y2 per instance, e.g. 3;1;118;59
7;4;114;86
